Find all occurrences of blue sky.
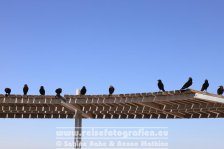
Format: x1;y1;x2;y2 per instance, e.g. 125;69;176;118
0;0;224;149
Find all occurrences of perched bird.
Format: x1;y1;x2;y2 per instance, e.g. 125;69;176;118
109;85;115;95
217;86;224;95
23;84;29;95
39;86;45;95
201;80;209;92
5;88;11;96
80;86;86;95
181;77;193;90
158;80;165;92
55;88;62;97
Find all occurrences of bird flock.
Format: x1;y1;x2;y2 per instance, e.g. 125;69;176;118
2;77;224;97
3;85;115;97
158;77;223;95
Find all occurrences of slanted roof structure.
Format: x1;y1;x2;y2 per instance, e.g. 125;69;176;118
0;90;224;119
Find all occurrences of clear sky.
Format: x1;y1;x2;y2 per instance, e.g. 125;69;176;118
0;0;224;149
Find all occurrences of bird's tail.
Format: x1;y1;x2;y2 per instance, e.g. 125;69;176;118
56;94;61;97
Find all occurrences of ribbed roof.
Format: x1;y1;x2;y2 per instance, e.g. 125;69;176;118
0;90;223;119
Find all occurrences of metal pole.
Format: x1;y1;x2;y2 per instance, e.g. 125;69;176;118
74;116;82;149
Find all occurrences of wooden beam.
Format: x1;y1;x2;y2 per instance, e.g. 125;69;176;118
61;102;91;118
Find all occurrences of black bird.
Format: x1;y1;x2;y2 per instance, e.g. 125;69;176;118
23;84;29;95
181;77;193;90
5;88;11;96
158;80;165;92
217;86;224;95
201;80;209;92
55;88;62;97
39;86;45;95
80;86;86;95
109;85;115;95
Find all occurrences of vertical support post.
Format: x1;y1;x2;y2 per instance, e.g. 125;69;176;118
74;115;82;149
